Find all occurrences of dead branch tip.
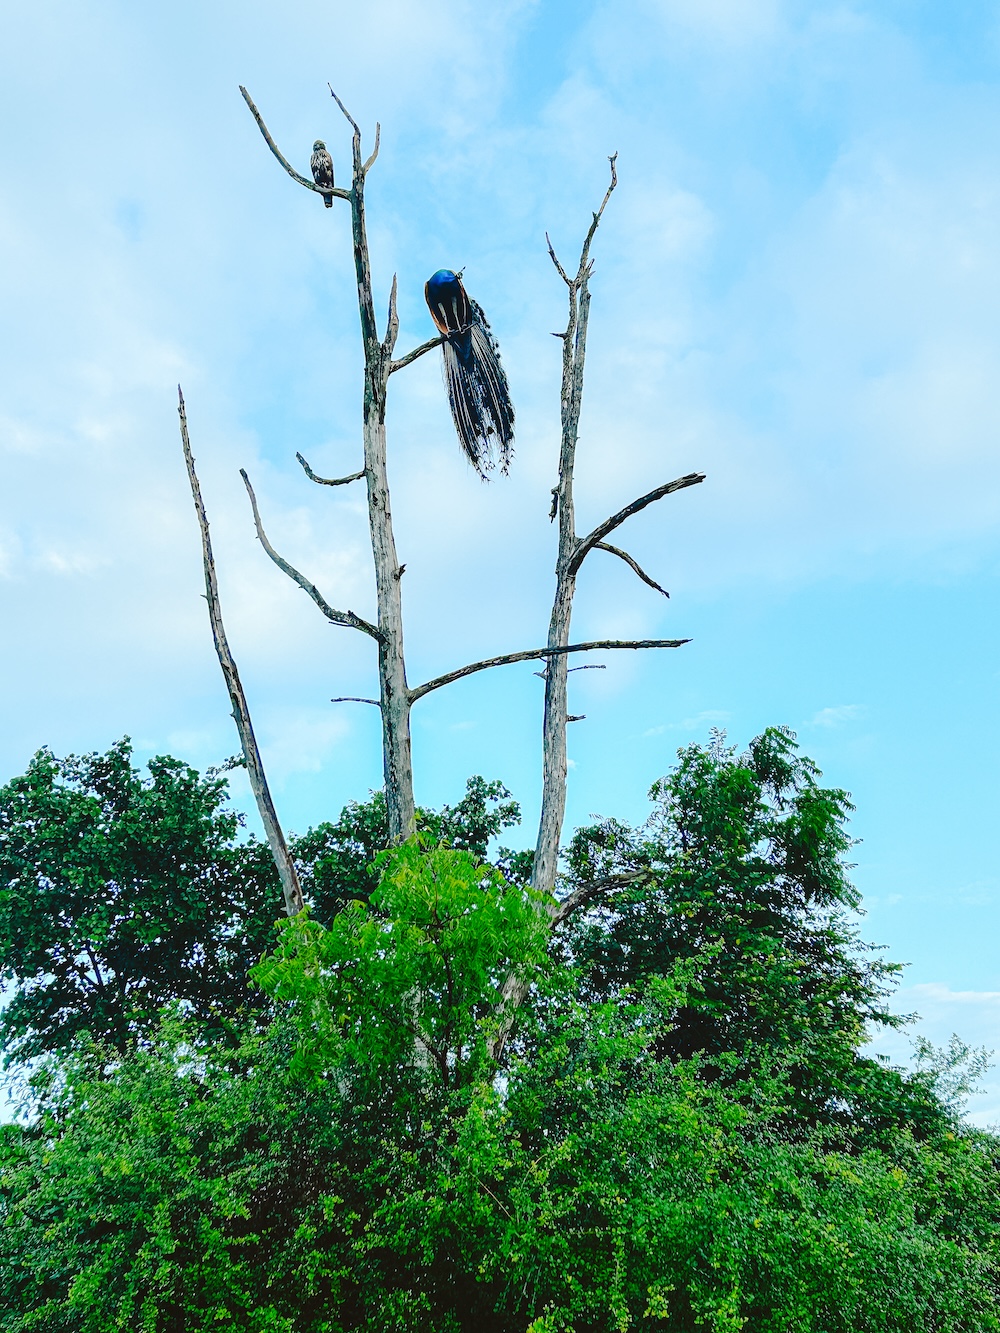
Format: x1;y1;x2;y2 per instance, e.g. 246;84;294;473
328;83;360;135
545;230;571;286
363;122;381;173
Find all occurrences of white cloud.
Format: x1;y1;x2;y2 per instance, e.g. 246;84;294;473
872;982;1000;1127
643;708;730;737
808;704;866;728
909;983;1000;1008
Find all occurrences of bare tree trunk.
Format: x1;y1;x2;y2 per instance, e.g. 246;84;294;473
532;185;611;898
242;87;415;841
341;118;415;842
487;165;709;1061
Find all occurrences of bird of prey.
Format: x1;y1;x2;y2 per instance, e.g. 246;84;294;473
310;140;334;207
424;269;514;478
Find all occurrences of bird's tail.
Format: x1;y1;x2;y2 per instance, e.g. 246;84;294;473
323;194;333;208
441;305;514;478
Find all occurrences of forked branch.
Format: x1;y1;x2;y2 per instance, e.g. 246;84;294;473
571;471;706;574
327;86;380;177
177;388;304;917
240;469;380;640
409;637;689;704
240;86;350;202
546;152;619;290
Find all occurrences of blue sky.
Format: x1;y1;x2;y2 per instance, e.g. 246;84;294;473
2;0;999;1118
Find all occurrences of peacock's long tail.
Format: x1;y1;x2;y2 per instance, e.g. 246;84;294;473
440;304;514;479
425;269;515;479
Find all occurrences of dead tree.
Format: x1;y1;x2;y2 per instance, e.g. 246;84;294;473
235;89;702;871
240;86;429;845
531;160;705;898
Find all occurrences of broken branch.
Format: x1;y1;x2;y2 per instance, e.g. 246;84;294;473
545;231;571;287
576;153;618;280
363;122;381;174
383;273;399;357
328;83;360;135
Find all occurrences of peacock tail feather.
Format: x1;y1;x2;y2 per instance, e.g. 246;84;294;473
425;270;515;479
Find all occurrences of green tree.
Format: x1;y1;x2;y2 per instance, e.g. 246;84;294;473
0;741;280;1062
0;743;529;1067
561;728;923;1134
3;734;998;1332
294;775;530;925
256;839;549;1087
2;948;997;1332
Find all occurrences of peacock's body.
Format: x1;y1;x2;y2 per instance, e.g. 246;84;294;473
424;269;514;478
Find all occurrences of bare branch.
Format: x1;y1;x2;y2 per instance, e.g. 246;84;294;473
545;231;572;286
331;696;381;706
383;273;399;357
389;334;445;375
572;471;706;574
550;870;648;929
409;637;689;704
296;452;365;487
566;714;586;723
328;83;360;134
178;388;304;918
533;664;607;678
240;468;380;640
533;157;624;901
363;122;381;173
239;86;350;201
544;154;618;298
594;541;669;597
576;152;618;283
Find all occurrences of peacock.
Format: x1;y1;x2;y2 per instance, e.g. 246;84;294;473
424;269;514;478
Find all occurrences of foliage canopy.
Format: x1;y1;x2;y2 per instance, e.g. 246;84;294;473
1;731;997;1331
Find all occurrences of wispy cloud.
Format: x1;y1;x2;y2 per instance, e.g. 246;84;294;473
909;983;1000;1007
643;709;730;738
808;704;866;728
872;982;1000;1128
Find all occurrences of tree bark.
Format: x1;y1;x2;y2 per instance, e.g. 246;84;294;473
342;131;415;842
531;167;705;899
532;198;607;898
243;88;415;842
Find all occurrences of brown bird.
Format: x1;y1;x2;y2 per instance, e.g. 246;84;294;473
310;140;334;207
